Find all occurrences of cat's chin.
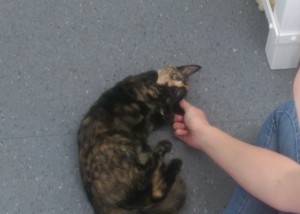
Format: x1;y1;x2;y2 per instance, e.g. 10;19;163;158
174;87;187;102
167;86;187;104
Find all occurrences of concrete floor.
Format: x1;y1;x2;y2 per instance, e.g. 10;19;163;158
0;0;297;213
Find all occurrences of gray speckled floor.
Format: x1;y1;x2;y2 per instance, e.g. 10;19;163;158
0;0;297;213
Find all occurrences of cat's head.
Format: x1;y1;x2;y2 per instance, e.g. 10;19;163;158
156;65;201;101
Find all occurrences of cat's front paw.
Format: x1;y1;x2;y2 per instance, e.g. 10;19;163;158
154;140;172;157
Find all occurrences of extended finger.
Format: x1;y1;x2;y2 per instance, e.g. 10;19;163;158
179;99;192;111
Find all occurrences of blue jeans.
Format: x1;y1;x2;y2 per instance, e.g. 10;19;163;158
223;100;300;214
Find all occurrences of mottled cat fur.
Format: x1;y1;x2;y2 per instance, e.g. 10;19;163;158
77;65;201;214
256;0;276;11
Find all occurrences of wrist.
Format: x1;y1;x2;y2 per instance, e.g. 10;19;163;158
193;124;215;150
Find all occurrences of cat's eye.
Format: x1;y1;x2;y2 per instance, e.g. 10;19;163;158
172;74;178;80
146;80;154;86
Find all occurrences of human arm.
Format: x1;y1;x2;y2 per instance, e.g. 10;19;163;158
173;100;300;213
294;66;300;122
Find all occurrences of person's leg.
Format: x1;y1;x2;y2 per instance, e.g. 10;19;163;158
223;100;300;214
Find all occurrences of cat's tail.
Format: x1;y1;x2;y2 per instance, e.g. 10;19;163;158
138;177;186;214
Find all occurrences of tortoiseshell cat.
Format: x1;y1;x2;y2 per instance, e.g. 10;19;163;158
77;65;201;214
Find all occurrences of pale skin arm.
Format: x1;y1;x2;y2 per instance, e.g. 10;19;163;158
294;66;300;122
173;67;300;213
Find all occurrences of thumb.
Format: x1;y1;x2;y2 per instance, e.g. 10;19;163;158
179;99;192;111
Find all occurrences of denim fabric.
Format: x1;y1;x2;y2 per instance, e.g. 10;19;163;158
223;100;300;214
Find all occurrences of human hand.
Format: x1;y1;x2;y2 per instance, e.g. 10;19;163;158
173;99;211;150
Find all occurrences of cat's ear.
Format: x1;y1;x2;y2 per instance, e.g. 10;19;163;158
177;65;201;76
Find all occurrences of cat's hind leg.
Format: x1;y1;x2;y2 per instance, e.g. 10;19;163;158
151;140;182;200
